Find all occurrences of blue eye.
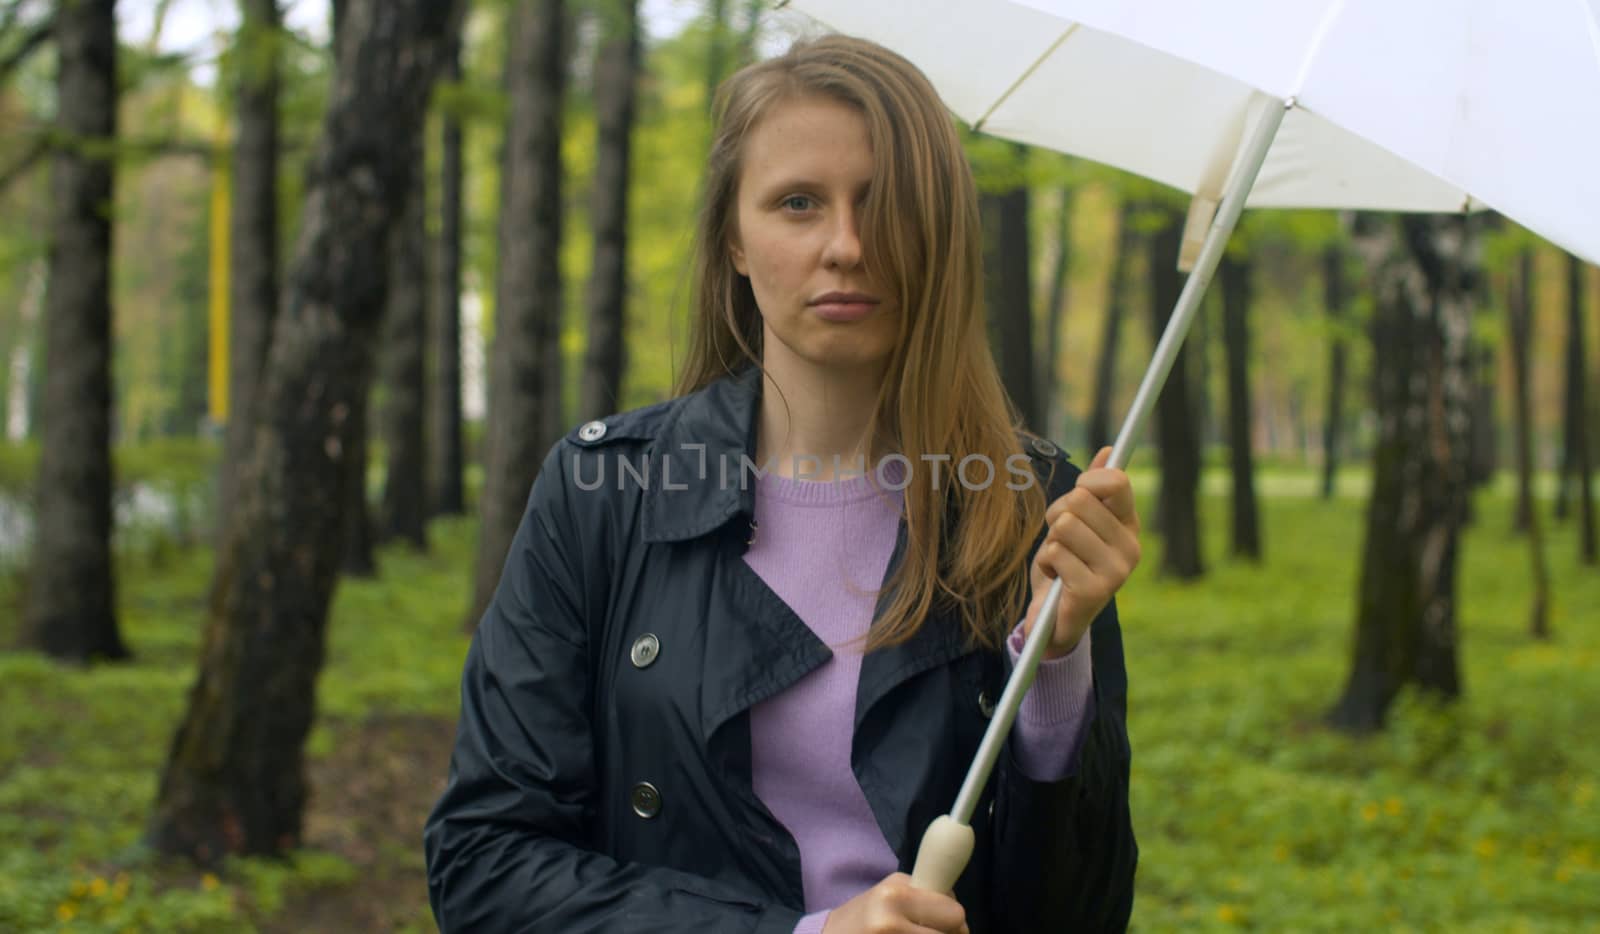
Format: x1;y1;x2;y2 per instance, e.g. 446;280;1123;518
781;195;815;212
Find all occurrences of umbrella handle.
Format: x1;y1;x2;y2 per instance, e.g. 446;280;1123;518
910;575;1065;889
910;814;975;892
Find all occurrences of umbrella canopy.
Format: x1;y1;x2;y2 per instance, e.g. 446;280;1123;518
784;0;1600;266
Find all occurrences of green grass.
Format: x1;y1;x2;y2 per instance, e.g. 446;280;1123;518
0;516;478;933
0;469;1597;931
1124;486;1600;932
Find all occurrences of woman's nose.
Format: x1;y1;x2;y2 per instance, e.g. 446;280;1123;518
823;209;863;269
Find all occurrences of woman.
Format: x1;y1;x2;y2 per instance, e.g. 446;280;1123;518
425;35;1140;934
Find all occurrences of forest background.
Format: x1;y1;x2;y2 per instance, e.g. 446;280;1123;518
1;0;1597;931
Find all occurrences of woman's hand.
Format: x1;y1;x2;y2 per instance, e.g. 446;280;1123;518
822;873;969;934
1023;446;1142;659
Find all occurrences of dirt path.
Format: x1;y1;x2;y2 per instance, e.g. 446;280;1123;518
262;713;455;933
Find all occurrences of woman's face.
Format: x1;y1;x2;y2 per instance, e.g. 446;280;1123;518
729;95;898;381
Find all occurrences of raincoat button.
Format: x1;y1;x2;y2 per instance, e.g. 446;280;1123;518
631;782;662;819
578;420;607;442
630;633;660;668
1031;437;1058;459
978;690;995;718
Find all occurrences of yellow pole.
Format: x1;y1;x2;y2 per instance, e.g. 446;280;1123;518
207;140;231;424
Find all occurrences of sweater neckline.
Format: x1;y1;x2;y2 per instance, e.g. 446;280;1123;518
754;460;906;507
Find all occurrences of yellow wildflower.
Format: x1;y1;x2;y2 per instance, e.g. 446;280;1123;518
1384;797;1402;816
201;873;221;892
1217;904;1242;924
1473;838;1498;859
56;903;77;922
1361;803;1379;822
88;877;108;898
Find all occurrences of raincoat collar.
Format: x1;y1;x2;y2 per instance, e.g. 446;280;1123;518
641;365;763;545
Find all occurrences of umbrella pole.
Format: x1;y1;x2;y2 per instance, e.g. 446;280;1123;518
1107;96;1290;471
911;95;1292;895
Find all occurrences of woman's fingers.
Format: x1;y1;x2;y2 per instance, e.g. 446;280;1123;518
825;872;968;934
1049;469;1138;529
1025;447;1143;653
1045;490;1125;557
886;878;966;930
1041;491;1140;579
1046;447;1138;528
1031;539;1108;605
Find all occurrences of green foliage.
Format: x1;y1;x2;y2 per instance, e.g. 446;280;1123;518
0;440;36;495
0;437;218;500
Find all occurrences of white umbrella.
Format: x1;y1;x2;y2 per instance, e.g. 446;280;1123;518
784;0;1599;265
781;0;1600;893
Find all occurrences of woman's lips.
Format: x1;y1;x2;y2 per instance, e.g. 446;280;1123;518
810;301;877;322
809;293;880;322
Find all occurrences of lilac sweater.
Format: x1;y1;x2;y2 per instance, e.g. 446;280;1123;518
741;469;1095;934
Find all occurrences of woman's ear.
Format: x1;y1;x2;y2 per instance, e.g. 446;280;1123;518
729;237;748;276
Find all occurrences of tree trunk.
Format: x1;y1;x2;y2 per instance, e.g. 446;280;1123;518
1041;185;1073;441
705;0;727;112
1147;206;1204;579
1088;201;1135;452
1508;247;1550;637
1328;214;1474;733
341;387;376;576
1220;251;1261;561
735;0;761;66
429;31;466;517
1467;346;1498;493
1568;254;1597;562
147;0;462;863
26;0;127;662
467;0;567;631
330;0;346;46
1321;242;1350;500
378;128;429;549
1556;255;1579;521
1511;250;1536;534
579;0;637;423
983;158;1039;431
218;0;282;538
1194;288;1218;451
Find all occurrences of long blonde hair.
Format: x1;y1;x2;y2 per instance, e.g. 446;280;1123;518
675;35;1045;650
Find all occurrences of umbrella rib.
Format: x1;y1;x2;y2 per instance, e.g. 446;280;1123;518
1579;0;1600;76
1291;0;1349;95
973;23;1079;133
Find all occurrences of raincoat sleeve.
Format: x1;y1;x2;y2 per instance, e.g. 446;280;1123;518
424;442;805;934
986;454;1137;932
